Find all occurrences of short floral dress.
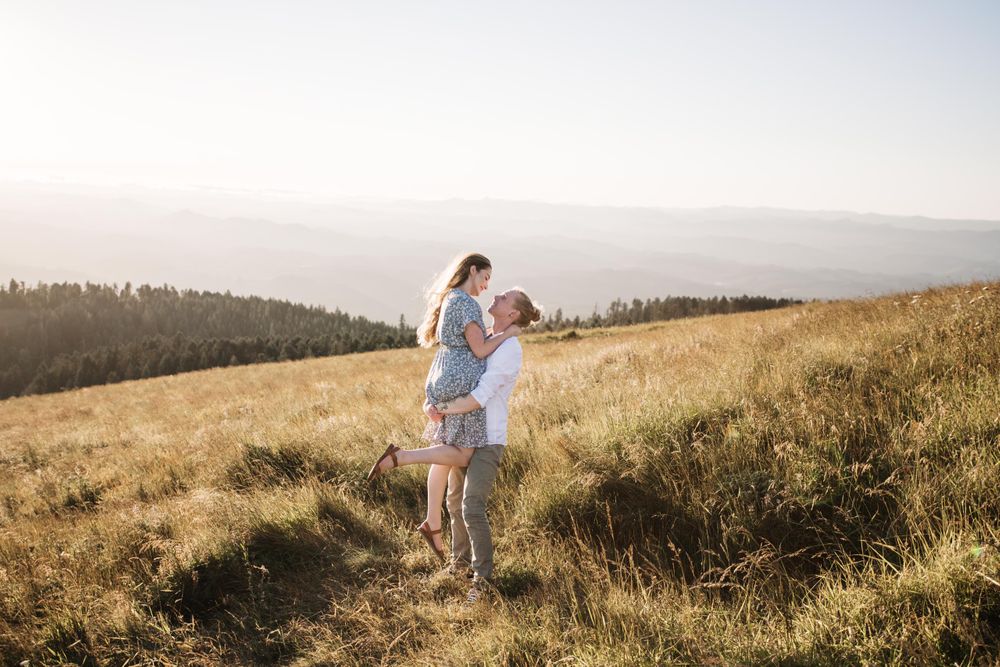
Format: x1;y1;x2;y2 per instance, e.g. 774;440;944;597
423;289;489;448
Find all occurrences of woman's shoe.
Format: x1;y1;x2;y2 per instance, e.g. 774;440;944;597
366;444;401;483
416;520;446;562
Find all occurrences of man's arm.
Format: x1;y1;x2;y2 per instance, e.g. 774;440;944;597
435;394;481;415
436;342;522;415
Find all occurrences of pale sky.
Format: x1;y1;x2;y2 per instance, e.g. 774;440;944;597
2;1;998;219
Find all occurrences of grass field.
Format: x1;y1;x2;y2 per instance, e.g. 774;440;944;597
1;281;999;665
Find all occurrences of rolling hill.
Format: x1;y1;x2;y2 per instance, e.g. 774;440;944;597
0;280;998;664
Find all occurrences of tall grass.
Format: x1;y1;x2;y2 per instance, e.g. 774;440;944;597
1;282;998;665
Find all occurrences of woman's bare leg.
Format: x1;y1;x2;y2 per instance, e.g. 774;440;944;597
376;444;474;473
424;464;450;553
370;445;475;555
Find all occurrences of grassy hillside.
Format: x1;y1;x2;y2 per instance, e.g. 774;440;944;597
1;281;998;665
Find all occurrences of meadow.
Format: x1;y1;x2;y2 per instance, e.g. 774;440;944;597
0;281;998;665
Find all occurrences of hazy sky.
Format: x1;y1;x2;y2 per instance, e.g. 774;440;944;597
2;1;998;219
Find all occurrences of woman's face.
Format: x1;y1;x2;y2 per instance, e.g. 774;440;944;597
470;266;491;296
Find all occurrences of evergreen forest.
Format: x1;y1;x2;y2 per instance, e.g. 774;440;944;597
0;279;800;399
0;280;415;399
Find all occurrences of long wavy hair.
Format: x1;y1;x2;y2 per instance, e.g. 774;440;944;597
417;252;492;348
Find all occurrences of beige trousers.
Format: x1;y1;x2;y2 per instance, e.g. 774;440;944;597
446;444;505;581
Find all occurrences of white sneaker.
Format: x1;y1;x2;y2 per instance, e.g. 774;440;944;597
465;579;491;605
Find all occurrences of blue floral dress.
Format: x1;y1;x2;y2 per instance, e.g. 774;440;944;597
423;289;489;448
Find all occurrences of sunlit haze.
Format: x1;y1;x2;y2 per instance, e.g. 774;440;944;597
2;1;998;219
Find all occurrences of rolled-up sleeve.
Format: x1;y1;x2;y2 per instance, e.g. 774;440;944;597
470;342;522;407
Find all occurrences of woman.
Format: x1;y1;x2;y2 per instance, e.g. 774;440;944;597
366;252;519;560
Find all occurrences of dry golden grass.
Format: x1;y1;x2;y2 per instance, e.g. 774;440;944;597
1;282;999;665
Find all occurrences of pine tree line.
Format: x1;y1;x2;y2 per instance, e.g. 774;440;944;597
0;279;802;400
535;294;802;332
0;280;414;399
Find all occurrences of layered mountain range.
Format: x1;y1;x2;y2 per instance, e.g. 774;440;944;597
3;182;999;322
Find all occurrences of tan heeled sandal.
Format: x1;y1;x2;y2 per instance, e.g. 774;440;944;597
366;444;400;483
417;520;446;562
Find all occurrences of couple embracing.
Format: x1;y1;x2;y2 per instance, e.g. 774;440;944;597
367;252;541;603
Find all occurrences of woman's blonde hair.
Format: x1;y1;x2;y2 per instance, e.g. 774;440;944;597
509;287;543;328
417;252;492;348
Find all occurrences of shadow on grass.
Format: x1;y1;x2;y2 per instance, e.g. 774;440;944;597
40;615;95;666
150;489;398;663
494;564;544;598
531;397;906;589
226;442;318;489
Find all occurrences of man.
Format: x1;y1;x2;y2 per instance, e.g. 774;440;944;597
425;287;536;604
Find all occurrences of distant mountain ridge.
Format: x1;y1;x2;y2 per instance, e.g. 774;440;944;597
2;182;999;322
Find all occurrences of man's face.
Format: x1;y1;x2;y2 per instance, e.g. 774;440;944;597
487;290;518;322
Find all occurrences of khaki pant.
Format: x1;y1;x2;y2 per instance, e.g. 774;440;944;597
446;444;505;582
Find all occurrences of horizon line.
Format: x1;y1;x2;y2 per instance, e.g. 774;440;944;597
3;177;999;224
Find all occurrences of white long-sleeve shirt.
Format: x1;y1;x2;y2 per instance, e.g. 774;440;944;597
469;337;523;445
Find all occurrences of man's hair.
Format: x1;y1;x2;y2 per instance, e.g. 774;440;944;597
509;287;542;328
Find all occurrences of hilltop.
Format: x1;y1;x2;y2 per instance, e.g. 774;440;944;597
0;281;998;665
